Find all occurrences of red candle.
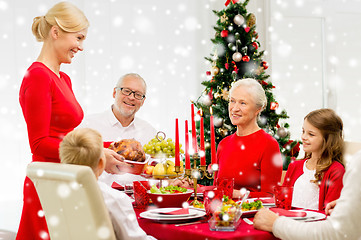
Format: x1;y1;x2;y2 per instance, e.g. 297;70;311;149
191;103;198;153
185;120;191;169
210;107;217;164
175;118;180;167
200;117;206;165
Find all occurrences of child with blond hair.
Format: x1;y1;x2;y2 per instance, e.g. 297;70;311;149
60;128;155;240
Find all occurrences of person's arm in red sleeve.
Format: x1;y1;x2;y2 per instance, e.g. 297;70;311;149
260;139;283;194
320;164;345;210
21;70;61;159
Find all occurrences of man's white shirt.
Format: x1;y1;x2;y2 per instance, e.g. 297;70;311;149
79;106;157;185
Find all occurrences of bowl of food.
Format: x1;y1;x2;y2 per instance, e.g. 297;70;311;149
208;196;242;231
109;139;149;175
148;185;193;208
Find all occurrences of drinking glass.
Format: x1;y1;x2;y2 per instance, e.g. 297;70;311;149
124;183;134;198
203;189;224;218
215;177;234;199
274;186;293;210
133;181;150;209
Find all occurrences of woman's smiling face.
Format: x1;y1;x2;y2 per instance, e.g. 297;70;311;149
228;86;261;127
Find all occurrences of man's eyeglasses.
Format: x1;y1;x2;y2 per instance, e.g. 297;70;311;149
116;87;145;100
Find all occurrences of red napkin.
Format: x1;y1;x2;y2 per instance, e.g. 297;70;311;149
257;198;275;204
197;186;216;193
160;208;189;215
270;208;307;217
111;182;124;190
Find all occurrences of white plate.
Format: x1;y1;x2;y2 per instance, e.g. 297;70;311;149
246;198;275;207
289;210;326;221
140;208;206;222
145;208;198;218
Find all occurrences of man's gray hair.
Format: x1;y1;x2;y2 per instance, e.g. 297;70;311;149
116;73;147;94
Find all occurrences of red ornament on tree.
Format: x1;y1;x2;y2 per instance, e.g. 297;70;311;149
221;30;229;37
251;42;258;50
262;61;269;69
270;102;279;110
225;62;229;70
242;55;250;62
244;27;250;33
206;71;211;76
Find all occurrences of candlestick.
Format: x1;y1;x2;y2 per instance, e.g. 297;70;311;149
185;120;191;169
210;107;216;164
191;103;198;153
200;117;206;165
175;118;180;167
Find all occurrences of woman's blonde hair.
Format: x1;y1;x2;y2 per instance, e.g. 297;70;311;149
32;1;89;42
59;128;103;172
304;108;344;184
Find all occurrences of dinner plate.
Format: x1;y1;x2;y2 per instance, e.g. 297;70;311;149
246;197;275;207
241;209;258;217
140;208;206;222
289;210;326;221
145;208;198;218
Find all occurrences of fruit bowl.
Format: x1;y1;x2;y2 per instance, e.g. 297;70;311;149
148;190;193;208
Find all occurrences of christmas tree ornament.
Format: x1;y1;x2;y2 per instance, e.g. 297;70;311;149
242;55;250;62
251;42;258;50
221;30;229;37
225;62;229;70
241;46;248;55
212;66;220;75
235;32;241;40
220;13;228;23
228;43;235;50
247;13;256;27
263;61;269;69
233;14;245;26
213;116;224;127
232;52;242;62
262;61;269;69
277;127;288;138
219;128;229;137
270;102;279;110
244;26;250;33
220;88;229;101
225;0;239;7
200;95;212;107
228;25;234;31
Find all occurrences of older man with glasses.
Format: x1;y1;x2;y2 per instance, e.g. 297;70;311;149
79;73;157;184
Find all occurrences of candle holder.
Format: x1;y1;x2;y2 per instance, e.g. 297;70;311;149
183;152;214;207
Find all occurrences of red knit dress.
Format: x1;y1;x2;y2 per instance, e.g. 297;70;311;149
17;62;83;239
215;130;283;198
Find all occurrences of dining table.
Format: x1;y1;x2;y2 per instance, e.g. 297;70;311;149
134;207;279;240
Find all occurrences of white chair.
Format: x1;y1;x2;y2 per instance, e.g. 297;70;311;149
27;162;116;240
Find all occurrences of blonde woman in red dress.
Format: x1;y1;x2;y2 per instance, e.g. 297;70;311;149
17;2;124;239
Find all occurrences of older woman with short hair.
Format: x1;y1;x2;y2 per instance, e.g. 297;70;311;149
215;78;283;198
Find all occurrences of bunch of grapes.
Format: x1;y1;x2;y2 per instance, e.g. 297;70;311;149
143;136;184;158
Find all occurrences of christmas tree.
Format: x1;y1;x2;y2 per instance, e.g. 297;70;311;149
195;0;300;185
